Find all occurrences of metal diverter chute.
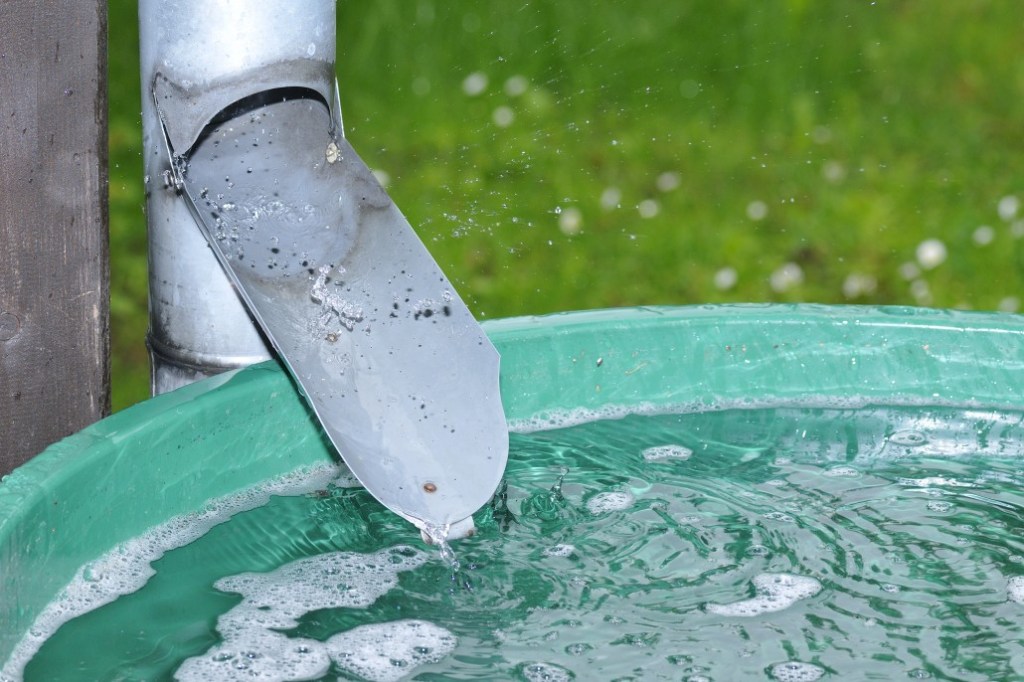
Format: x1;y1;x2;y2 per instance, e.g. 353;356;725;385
153;75;507;540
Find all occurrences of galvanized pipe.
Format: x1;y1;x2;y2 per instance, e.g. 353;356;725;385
139;0;337;393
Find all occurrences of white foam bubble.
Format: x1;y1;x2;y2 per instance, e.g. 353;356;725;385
522;661;573;682
543;544;576;558
770;661;825;681
327;619;457;682
507;394;1001;437
898;476;973;488
174;634;331;682
642;444;693;462
586;491;635;514
509;403;663;433
215;546;428;631
176;546;437;682
1009;576;1024;604
706;573;822;617
3;463;343;682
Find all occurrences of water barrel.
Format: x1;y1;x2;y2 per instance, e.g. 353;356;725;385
3;305;1024;671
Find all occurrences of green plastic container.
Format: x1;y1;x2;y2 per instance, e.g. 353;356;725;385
3;304;1024;666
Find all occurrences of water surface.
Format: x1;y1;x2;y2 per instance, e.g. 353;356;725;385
22;406;1024;680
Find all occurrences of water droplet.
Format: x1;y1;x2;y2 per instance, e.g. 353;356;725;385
492;106;515;128
972;225;995;246
325;142;340;164
504;75;529;97
714;266;738;291
822;159;846;183
600;186;622;211
769;262;804;293
558;207;582;235
842;272;877;299
998;195;1019;221
462;71;488;96
637;199;660;219
656;171;680;192
746;200;768;221
915;238;947;269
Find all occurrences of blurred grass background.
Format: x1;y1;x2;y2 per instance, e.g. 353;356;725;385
108;0;1024;411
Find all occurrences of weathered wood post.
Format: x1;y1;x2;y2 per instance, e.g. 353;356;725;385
0;1;109;474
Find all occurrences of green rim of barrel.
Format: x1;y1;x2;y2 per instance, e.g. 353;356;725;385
3;304;1024;663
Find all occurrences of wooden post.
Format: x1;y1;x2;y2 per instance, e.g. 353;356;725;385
0;1;110;474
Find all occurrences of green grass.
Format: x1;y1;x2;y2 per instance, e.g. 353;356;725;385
107;0;1024;410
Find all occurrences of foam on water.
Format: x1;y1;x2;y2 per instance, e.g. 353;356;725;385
641;443;693;461
505;394;999;435
521;661;574;681
13;406;1024;679
770;661;825;681
898;475;974;488
542;544;576;558
175;546;449;681
1009;576;1024;604
326;620;457;682
706;573;822;617
585;491;634;514
1;463;343;682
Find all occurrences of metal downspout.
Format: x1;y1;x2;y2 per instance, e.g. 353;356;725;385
139;1;337;393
